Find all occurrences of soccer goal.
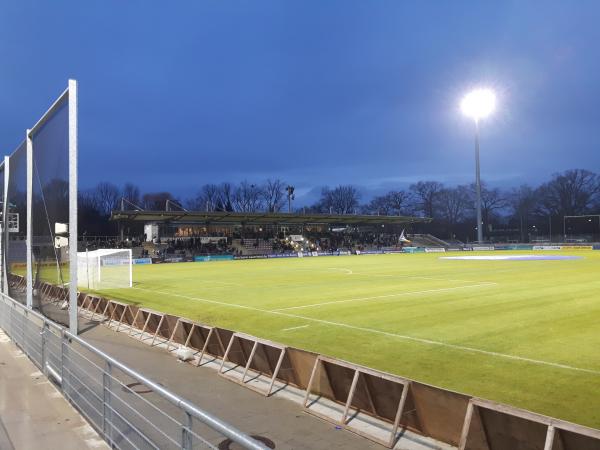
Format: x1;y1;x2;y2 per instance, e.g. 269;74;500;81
77;249;133;290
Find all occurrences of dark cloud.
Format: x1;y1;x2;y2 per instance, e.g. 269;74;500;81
1;1;599;202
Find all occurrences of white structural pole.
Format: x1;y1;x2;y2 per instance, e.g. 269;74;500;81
3;156;9;295
474;120;483;243
129;249;133;287
68;79;78;335
26;130;33;309
85;248;90;290
461;88;495;244
0;173;2;294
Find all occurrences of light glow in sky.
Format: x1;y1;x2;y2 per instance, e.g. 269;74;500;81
461;89;496;121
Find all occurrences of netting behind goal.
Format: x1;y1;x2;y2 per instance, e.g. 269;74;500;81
77;249;132;290
1;80;79;334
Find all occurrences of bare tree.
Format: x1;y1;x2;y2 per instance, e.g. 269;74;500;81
122;183;141;208
43;178;69;206
386;190;412;215
233;181;263;212
469;182;508;233
216;182;234;212
262;179;286;212
536;169;600;217
189;183;220;211
435;185;471;236
364;195;393;215
94;182;120;216
78;190;108;236
364;190;411;215
79;189;101;212
142;191;176;210
409;181;443;218
509;185;538;242
319;185;360;214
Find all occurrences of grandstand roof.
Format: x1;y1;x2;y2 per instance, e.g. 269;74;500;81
110;210;430;226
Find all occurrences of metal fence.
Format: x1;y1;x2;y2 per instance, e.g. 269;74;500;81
0;292;267;450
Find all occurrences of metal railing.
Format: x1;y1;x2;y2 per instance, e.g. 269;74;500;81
0;292;268;450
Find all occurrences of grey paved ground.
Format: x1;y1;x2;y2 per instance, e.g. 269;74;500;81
0;328;107;450
79;319;387;450
32;300;447;450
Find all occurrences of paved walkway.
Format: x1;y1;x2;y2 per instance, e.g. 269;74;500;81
34;301;446;449
80;322;389;450
0;329;107;450
77;318;448;450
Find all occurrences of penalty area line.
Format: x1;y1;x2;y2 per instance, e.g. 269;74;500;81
271;282;498;312
281;324;310;331
327;267;353;274
130;286;600;376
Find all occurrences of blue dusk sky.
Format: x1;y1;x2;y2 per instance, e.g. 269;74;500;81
1;1;599;205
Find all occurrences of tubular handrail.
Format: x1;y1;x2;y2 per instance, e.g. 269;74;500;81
0;292;268;450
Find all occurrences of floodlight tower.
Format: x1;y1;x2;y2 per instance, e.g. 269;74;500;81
461;88;496;243
286;185;295;213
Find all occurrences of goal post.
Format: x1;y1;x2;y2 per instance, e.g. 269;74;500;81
77;249;133;290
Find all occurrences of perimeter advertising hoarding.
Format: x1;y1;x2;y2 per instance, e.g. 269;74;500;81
194;255;235;262
402;247;425;253
133;258;153;265
533;245;562;250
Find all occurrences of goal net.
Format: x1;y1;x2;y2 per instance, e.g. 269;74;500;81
77;249;132;290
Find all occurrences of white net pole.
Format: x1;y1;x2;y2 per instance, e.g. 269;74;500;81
85;248;90;290
129;248;133;288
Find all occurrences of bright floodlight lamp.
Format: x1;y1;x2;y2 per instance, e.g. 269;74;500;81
461;88;496;243
461;88;496;121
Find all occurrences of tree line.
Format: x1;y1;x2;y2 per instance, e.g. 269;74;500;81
79;169;600;242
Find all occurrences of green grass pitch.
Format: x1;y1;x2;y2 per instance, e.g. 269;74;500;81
95;250;600;428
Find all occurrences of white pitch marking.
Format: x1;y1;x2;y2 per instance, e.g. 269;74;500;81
132;286;271;314
276;313;600;377
130;286;600;376
193;279;243;287
287;266;487;284
282;324;310;332
327;267;353;274
162;278;242;288
350;271;491;284
271;283;497;312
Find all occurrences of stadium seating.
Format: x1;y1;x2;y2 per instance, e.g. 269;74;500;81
408;233;450;248
233;238;274;255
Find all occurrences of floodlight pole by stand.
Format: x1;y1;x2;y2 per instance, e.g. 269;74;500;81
474;120;483;243
286;185;294;213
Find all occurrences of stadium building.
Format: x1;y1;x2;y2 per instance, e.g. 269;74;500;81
109;209;434;259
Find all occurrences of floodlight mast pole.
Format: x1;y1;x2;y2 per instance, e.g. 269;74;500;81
474;119;483;243
462;88;495;243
